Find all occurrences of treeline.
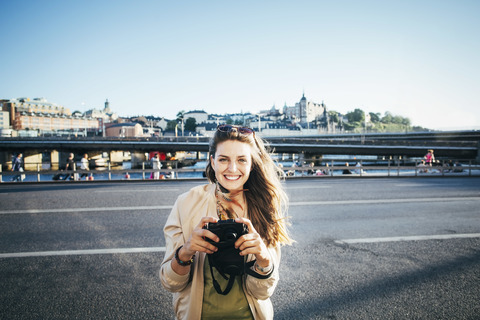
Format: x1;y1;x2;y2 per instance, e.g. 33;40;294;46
332;108;429;133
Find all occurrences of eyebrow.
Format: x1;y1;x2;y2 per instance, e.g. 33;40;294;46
217;154;248;159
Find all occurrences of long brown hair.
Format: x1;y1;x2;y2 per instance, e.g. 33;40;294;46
205;126;293;247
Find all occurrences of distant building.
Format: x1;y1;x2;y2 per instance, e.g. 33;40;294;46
283;93;326;123
85;99;118;122
184;110;208;124
0;98;99;135
0;110;9;129
105;122;144;137
0;109;11;136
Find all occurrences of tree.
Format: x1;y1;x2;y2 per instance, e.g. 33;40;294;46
328;111;339;123
346;108;365;123
381;112;393;123
369;112;381;123
166;120;177;131
176;111;185;121
185;117;197;132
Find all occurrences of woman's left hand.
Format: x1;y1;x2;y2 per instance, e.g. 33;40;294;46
234;217;271;268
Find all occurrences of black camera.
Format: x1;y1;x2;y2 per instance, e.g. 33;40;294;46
203;219;248;277
204;219;248;249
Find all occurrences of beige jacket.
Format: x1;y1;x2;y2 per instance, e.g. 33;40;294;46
159;184;281;320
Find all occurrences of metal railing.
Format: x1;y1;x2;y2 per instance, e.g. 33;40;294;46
1;159;479;183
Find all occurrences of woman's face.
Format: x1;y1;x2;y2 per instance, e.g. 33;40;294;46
211;140;253;192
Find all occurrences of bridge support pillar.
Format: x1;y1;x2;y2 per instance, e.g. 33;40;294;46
0;152;11;170
131;151;147;169
51;150;59;170
477;142;480;163
24;152;42;171
109;151;125;168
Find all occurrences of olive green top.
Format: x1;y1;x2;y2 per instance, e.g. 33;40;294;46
201;257;253;320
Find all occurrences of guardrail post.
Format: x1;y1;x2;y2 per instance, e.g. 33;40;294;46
388;159;391;176
469;160;472;176
37;163;41;181
0;164;2;183
142;162;145;180
108;163;112;180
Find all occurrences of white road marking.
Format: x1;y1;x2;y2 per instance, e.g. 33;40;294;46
335;233;480;244
290;196;480;206
0;247;167;259
286;186;331;189
1;196;479;215
3;233;480;259
95;189;180;193
0;205;173;215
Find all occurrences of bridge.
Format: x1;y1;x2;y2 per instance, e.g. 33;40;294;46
0;130;478;159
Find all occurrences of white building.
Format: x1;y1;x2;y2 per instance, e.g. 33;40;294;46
183;110;208;124
85;99;118;122
283;93;326;123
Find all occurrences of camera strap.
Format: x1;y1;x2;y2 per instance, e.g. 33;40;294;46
208;255;274;295
244;260;274;279
208;254;236;295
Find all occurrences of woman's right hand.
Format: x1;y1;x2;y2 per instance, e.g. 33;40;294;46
180;216;220;259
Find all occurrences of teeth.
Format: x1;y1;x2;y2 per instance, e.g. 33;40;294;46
225;175;240;180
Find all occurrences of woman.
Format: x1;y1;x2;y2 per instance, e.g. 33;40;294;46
160;124;292;320
151;153;162;179
80;153;90;180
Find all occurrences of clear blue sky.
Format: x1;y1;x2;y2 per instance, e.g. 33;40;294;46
1;0;479;130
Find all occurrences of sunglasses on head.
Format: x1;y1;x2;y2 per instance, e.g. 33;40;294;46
217;124;255;136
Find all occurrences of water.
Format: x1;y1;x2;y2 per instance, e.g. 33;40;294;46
3;160;476;182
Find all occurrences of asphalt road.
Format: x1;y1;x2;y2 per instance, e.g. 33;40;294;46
1;177;479;319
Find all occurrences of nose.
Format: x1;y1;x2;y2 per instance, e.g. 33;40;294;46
228;161;237;172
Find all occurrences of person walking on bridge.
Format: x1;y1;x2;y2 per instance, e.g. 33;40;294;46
80;153;90;180
11;153;23;182
424;149;435;172
63;153;76;180
151;153;162;179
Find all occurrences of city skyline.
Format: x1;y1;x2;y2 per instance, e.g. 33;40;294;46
1;1;479;131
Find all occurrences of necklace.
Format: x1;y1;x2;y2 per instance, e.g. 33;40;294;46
215;182;248;220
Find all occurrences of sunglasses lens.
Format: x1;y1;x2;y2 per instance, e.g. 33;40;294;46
217;125;233;132
217;124;254;135
238;127;253;134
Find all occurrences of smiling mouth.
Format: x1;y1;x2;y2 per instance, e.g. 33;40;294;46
224;175;241;181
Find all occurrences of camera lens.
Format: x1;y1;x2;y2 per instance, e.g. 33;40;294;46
225;228;237;241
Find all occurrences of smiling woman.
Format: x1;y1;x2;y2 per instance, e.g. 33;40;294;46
160;124;293;320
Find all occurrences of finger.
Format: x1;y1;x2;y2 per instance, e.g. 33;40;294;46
234;217;256;234
187;234;219;254
196;216;218;229
200;229;220;244
236;234;260;251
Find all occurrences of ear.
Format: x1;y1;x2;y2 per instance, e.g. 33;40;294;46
210;154;215;168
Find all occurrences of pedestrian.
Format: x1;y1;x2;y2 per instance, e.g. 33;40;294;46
342;162;352;174
11;153;23;182
424;149;435;166
159;124;293;320
355;162;364;174
64;153;76;180
80;153;90;180
151;153;162;179
423;149;435;173
307;162;316;175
